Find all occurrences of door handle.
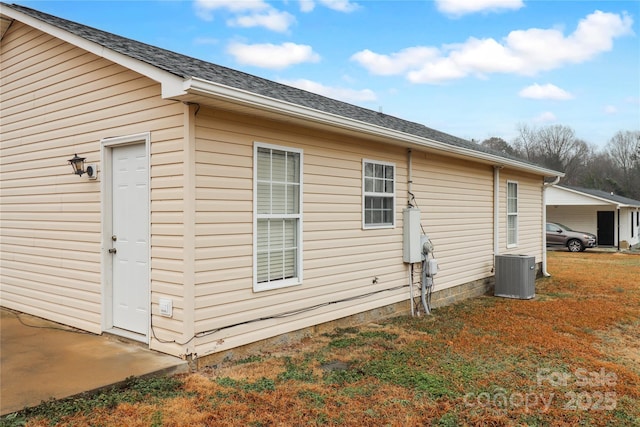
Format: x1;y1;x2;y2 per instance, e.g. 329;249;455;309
108;248;117;254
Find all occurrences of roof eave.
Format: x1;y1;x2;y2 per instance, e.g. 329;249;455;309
1;4;186;98
182;77;564;178
553;185;639;207
2;3;564;179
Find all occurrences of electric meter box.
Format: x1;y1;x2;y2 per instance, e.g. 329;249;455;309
403;207;422;263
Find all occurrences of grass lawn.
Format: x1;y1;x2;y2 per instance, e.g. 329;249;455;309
3;251;639;426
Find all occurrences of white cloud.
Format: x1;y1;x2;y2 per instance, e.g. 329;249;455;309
533;111;557;123
318;0;360;12
299;0;360;13
407;57;467;83
604;105;618;114
519;83;573;100
435;0;524;16
299;0;315;12
194;0;270;20
279;78;376;103
505;11;634;70
194;0;295;32
352;11;634;84
227;42;321;69
228;10;295;32
350;47;440;76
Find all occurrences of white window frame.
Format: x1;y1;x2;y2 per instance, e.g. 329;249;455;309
362;159;396;229
253;142;303;292
507;180;518;248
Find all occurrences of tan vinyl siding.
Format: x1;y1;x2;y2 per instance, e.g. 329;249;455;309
499;171;544;260
193;108;409;355
191;108;548;356
191;109;511;356
410;152;495;288
1;15;556;360
0;22;185;345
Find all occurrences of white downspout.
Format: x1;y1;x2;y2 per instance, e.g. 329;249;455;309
542;177;561;276
493;166;502;272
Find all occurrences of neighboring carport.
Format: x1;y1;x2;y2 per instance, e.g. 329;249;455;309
546;185;640;250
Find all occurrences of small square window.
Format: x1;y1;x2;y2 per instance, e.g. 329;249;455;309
363;160;395;228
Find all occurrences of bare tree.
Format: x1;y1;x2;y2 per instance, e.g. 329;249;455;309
559;139;593;186
537;125;578;170
512;123;538;161
605;130;640;199
632;133;640;164
608;131;638;170
480;137;515;156
580;152;616;190
512;124;591;181
507;125;640;199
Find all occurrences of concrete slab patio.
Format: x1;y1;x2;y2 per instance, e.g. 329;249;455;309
0;308;189;415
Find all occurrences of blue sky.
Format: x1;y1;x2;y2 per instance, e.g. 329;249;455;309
13;0;640;149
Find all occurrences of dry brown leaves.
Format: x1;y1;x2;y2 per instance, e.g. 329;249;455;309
29;252;639;426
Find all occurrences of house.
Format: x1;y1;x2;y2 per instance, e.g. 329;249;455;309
546;185;640;249
0;3;563;364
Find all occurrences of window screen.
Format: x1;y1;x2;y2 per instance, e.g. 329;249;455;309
255;145;302;290
363;160;395;228
507;181;518;246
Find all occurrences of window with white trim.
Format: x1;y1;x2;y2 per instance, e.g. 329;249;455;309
254;143;302;291
363;159;395;228
507;181;518;247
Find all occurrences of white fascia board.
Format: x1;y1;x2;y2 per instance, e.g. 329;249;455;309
185;77;563;178
551;185;629;207
2;6;186;98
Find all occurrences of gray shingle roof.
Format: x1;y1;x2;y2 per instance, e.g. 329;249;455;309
560;185;640;207
4;2;552;169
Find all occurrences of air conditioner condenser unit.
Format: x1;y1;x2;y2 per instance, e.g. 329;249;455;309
494;254;536;299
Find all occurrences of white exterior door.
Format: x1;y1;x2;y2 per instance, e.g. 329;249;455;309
111;143;149;336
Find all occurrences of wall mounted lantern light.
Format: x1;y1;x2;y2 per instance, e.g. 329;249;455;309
68;153;97;179
68;153;86;175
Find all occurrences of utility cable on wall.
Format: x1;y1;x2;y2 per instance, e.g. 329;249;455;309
5;309;92;335
404;191;438;316
151;284;409;346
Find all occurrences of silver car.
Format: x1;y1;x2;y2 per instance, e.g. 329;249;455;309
546;222;597;252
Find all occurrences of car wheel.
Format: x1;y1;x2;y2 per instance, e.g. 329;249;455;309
567;239;584;252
